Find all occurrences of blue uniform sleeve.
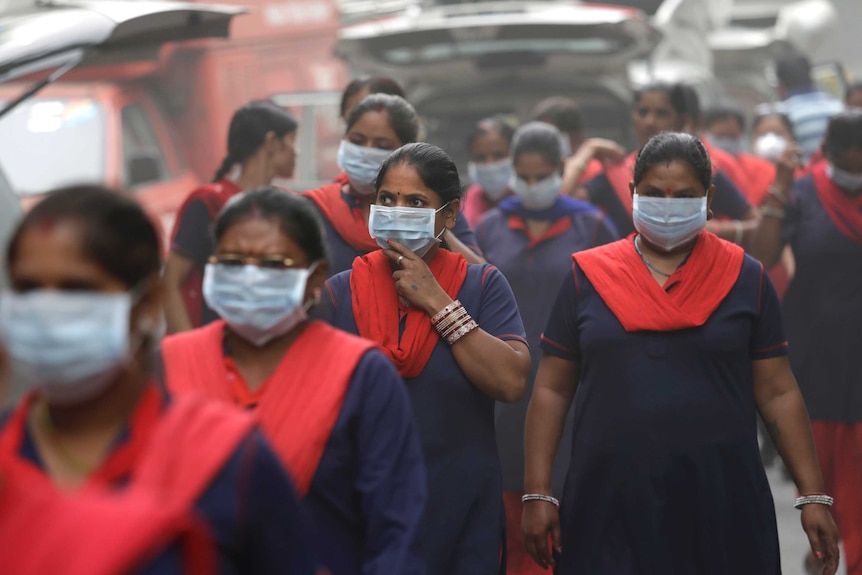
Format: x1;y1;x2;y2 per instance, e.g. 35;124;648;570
170;199;214;265
591;212;619;247
476;265;528;346
540;266;581;362
236;432;318;575
351;351;426;575
712;172;752;220
452;215;482;254
750;265;789;360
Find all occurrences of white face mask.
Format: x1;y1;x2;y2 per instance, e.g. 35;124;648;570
753;132;788;162
203;262;316;347
368;203;449;257
509;174;563;211
827;163;862;193
337;140;393;196
468;159;512;200
0;290;142;406
632;192;708;252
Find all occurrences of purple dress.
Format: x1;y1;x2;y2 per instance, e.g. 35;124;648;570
541;254;785;574
475;196;618;492
323;262;527;575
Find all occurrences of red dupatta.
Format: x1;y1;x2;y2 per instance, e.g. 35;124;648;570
350;249;468;378
603;152;637;215
812;162;862;245
574;231;745;332
162;320;374;495
304;179;380;253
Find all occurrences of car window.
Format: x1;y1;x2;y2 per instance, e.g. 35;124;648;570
0;98;105;196
121;103;170;188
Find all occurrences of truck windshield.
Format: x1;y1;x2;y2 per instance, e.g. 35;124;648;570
0;98;105;196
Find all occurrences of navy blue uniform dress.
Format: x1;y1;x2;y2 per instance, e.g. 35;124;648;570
1;395;315;575
476;196;618;492
302;352;427;575
584;171;751;236
541;255;786;574
324;263;527;575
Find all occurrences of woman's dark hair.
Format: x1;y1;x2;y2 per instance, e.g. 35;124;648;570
213;101;298;182
751;109;796;141
345;94;419;146
468;116;516;149
633;82;688;117
214;187;328;262
704;104;746;132
530;96;584;135
375;143;463;205
633;132;713;192
511;121;564;168
823;110;862;154
7;185;161;288
340;76;406;118
845;82;862;104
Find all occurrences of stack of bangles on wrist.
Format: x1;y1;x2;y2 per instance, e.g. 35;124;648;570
431;300;479;345
522;494;560;508
794;494;834;509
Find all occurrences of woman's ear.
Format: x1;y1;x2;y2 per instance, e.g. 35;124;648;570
706;184;717;220
628;181;636;197
306;260;329;304
445;199;460;230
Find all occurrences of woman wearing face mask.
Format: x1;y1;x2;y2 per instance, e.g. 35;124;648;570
161;187;426;575
582;83;754;245
461;116;516;227
304;94;483;277
523;132;839;575
752;111;862;575
475;122;617;575
164;101;298;334
323;142;531;575
0;186;315;574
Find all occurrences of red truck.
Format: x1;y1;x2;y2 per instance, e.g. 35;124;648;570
0;0;348;242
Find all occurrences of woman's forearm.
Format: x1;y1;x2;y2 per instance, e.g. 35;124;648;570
450;332;529;402
760;388;825;495
443;230;487;264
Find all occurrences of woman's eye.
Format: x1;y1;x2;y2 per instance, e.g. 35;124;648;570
410;199;424;207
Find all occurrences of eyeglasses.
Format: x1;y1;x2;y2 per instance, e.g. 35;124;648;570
208;254;302;270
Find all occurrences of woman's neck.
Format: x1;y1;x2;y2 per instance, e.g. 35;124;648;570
226;322;308;392
235;157;274;190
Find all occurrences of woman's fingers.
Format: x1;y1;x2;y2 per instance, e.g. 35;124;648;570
822;525;841;575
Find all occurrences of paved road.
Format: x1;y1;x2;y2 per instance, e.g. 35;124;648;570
768;465;846;575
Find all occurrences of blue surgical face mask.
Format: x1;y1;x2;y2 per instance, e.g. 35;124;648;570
203;262;317;347
337;140;393;196
827;163;862;193
632;192;708;252
0;290;142;406
509;174;563;211
368;203;449;257
468;159;512;200
708;135;745;157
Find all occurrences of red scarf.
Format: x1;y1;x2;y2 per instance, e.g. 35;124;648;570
0;459;215;575
574;232;745;332
304;179;380;253
172;179;244;327
350;249;469;378
603;152;637;215
162;320;374;495
736;154;777;206
812;162;862;245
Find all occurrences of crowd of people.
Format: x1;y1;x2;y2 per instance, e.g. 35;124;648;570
0;51;859;575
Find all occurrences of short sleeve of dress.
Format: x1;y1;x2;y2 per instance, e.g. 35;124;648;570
477;265;528;346
540;267;581;362
750;266;789;360
170;199;214;266
712;172;752;220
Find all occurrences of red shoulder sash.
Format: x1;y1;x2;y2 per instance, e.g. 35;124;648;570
0;461;215;575
736;154;776;205
574;232;745;332
812;162;862;245
603;152;637;216
350;249;469;378
163;320;374;495
304;180;380;253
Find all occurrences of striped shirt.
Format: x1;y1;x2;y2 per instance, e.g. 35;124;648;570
782;88;844;161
